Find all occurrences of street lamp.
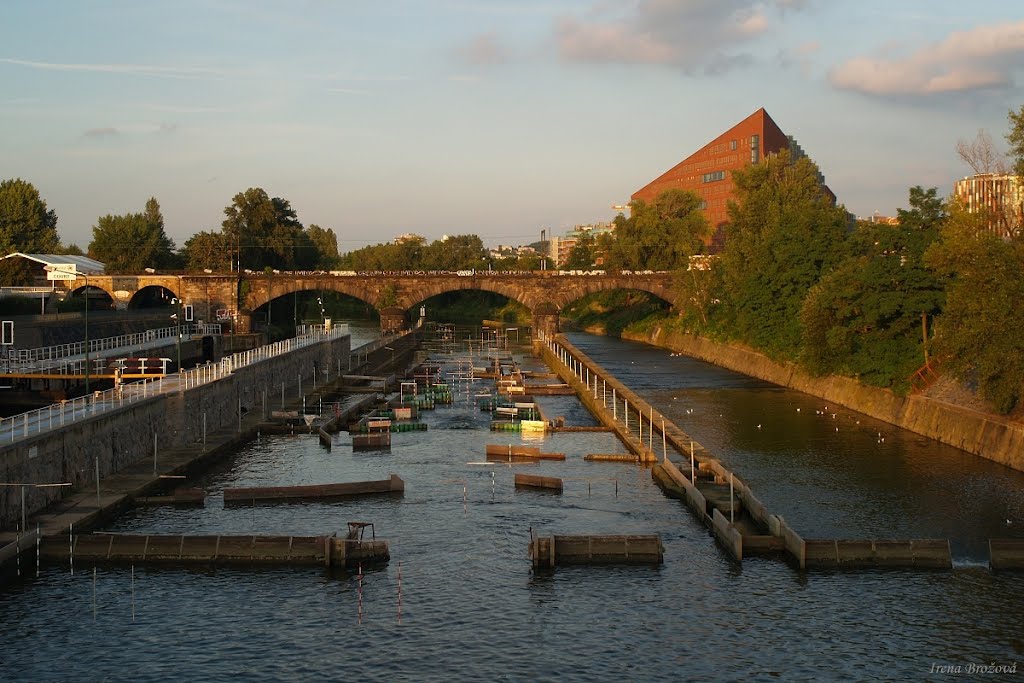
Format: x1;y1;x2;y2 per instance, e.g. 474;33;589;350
170;297;182;376
82;273;90;394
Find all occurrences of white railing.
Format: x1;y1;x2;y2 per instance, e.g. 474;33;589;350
0;324;350;445
7;323;222;364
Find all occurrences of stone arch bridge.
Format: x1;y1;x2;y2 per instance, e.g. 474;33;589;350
62;272;676;337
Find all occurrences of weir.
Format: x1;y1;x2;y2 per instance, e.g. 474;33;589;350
537;333;957;571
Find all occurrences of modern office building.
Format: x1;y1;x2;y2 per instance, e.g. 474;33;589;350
953;173;1023;238
631;108;835;249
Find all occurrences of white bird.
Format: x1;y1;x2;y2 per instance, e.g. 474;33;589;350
757;424;762;429
796;408;801;413
1007;519;1013;525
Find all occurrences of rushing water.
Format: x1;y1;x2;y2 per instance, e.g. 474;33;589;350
1;330;1022;682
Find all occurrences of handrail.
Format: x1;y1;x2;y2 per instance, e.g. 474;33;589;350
0;324;350;445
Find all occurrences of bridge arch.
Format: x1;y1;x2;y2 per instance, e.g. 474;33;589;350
244;277;381;312
547;278;676;311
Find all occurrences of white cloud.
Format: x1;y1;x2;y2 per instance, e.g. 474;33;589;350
553;0;802;73
829;20;1024;96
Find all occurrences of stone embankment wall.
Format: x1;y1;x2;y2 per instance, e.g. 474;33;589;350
0;334;351;528
619;326;1024;473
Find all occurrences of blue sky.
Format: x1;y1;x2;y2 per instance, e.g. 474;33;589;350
1;1;1022;252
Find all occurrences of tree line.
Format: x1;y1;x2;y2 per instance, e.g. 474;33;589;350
0;185;344;277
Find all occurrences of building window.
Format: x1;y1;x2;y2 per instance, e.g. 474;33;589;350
730;140;737;151
702;170;725;183
750;134;760;164
699;200;707;210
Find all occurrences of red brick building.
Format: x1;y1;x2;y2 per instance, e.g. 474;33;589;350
631;108;834;249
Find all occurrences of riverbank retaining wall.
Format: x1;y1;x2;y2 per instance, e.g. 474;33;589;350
620;326;1024;473
0;333;351;528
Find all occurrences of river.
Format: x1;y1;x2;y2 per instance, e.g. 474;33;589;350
1;327;1021;682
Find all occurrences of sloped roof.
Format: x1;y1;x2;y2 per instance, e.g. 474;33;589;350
2;252;106;275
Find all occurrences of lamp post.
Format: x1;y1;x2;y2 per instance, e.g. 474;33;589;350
171;297;182;376
83;273;90;394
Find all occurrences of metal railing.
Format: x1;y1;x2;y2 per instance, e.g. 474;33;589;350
7;323;221;364
0;324;350;445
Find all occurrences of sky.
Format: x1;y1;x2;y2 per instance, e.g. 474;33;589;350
1;1;1023;253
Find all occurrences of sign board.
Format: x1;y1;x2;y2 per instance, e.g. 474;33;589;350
216;309;235;321
1;321;12;346
46;270;76;281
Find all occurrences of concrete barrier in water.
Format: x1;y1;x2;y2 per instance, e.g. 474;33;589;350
529;530;664;569
712;508;743;561
485;444;565;461
804;539;951;568
41;532;389;568
223;474;404;505
514;473;563;492
988;539;1024;571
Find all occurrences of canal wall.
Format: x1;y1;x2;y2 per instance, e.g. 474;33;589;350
612;326;1024;473
0;333;352;529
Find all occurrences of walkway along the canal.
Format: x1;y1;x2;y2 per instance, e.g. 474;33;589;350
536;333;1024;571
0;329;421;582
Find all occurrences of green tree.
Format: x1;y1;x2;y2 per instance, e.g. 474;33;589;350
605;189;711;270
1007;104;1024;178
563;231;596;270
422;234;487;271
222;188;307;270
182;230;230;271
88;198;176;273
799;187;946;388
0;178;60;255
306;224;341;269
925;200;1024;413
718;150;850;358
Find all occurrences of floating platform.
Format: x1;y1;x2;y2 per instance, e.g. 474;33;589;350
529;531;664;569
41;532;389;568
223;475;405;505
514;473;563;492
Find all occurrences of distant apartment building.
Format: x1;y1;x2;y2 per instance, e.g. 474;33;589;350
393;233;425;245
549;222;615;266
859;213;900;225
953;173;1023;238
631;107;835;250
